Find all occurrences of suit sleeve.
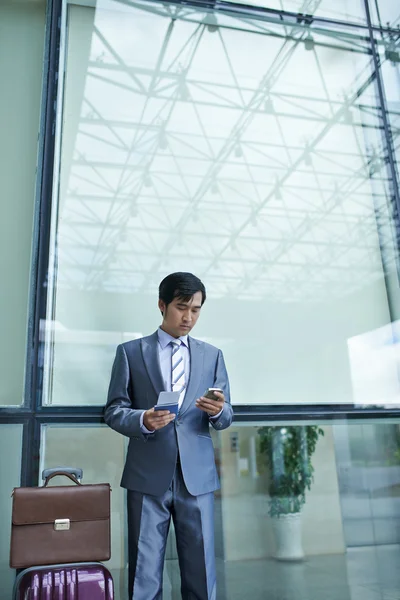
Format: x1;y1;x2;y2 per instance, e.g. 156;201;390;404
104;344;146;439
209;349;233;431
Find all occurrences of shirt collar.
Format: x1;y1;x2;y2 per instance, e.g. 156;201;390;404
157;327;189;350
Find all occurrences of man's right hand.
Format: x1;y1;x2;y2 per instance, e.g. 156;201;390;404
143;408;175;431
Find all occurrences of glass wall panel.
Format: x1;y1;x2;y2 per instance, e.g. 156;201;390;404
218;421;400;600
223;0;367;24
41;424;127;599
369;35;400;345
0;424;23;597
43;0;400;410
370;1;400;28
0;0;46;405
377;41;400;171
40;422;224;600
39;420;400;599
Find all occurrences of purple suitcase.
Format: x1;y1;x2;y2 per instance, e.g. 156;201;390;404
13;562;114;600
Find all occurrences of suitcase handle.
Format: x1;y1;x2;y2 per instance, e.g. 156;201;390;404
42;467;83;487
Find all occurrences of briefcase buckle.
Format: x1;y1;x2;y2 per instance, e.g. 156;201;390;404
54;518;70;531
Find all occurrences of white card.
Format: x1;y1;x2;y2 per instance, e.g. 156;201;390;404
157;391;180;406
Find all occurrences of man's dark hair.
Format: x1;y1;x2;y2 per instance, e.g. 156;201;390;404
159;272;206;310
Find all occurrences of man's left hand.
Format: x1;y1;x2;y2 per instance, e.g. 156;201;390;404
196;390;225;417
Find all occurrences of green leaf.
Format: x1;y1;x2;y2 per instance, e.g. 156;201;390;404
258;425;324;517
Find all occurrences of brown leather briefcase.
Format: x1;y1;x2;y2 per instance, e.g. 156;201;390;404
10;468;111;569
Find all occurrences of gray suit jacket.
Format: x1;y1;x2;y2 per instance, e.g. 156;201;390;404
104;332;233;496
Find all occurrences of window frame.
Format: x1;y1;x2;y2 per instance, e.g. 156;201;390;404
1;0;400;489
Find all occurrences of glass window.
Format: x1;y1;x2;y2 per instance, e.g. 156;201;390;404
39;420;400;599
218;420;400;599
40;424;128;598
0;424;22;597
222;0;367;24
41;423;224;600
370;2;400;28
42;0;400;409
0;0;46;406
377;40;400;173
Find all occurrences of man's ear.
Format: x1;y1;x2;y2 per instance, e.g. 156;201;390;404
158;299;166;316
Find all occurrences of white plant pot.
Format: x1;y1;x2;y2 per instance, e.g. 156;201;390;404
272;512;304;561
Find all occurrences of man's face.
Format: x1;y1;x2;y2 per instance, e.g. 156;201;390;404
159;291;203;338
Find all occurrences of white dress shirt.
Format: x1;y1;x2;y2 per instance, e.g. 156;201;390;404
140;328;189;433
140;327;221;434
157;327;190;406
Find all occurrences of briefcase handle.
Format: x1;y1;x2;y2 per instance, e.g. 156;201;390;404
42;467;83;487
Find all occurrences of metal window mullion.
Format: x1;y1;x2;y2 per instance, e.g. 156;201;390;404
20;417;40;487
21;0;63;486
144;0;400;36
27;0;63;416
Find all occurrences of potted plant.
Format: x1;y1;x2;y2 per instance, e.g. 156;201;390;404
258;425;324;561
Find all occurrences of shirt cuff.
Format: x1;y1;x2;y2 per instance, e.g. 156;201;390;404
140;410;155;434
209;408;223;421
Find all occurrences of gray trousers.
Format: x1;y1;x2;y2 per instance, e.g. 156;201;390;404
127;463;216;600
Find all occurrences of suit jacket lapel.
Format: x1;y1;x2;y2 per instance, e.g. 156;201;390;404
141;332;165;397
179;336;204;416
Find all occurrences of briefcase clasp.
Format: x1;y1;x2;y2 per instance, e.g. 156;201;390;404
54;518;70;531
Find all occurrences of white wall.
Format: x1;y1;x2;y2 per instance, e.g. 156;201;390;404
0;425;23;598
0;0;45;405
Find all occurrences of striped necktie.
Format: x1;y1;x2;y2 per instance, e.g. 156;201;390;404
171;340;186;397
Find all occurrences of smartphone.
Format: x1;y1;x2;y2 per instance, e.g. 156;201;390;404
203;388;223;401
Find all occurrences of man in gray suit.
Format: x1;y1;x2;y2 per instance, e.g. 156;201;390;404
104;272;233;600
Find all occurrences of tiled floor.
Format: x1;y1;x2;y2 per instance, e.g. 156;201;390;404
107;545;400;599
162;545;400;600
